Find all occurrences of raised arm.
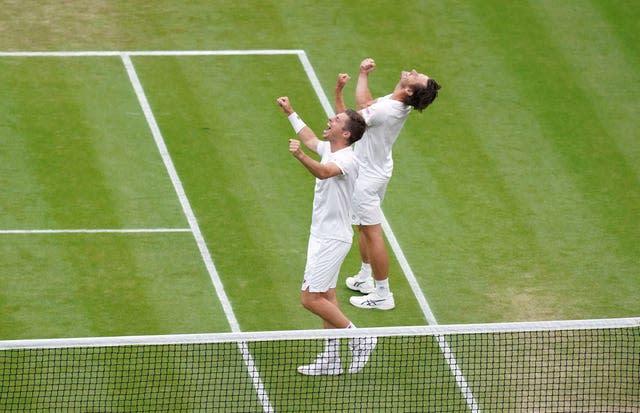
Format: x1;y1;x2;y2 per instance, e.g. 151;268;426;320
334;73;350;114
276;96;319;153
355;58;376;109
288;139;343;180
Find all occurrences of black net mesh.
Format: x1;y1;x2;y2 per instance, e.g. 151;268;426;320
1;321;638;412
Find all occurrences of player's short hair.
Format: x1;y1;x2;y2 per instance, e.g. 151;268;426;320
344;109;366;145
405;78;441;112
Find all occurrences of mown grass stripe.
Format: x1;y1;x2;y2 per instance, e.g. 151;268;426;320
466;0;639;316
121;54;274;413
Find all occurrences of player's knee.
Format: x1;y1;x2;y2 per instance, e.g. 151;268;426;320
300;292;315;311
361;224;382;241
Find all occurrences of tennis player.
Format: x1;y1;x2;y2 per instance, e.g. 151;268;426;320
335;58;441;310
277;95;376;375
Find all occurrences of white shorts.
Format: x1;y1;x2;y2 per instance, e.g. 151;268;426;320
351;175;389;226
301;235;351;293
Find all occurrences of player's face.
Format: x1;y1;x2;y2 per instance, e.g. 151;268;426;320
323;113;349;141
400;69;429;89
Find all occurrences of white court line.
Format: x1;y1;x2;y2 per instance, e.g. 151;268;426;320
297;52;334;117
120;53;273;413
0;50;302;57
381;216;479;411
121;54;240;331
297;50;481;413
3;49;469;411
0;228;190;234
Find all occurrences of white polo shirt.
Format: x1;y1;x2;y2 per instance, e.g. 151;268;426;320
310;141;359;243
355;94;412;180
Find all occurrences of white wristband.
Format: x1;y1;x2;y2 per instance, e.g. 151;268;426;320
288;112;307;134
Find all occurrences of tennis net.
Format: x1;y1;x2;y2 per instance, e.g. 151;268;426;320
1;317;638;412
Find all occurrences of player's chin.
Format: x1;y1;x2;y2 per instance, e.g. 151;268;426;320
322;128;330;138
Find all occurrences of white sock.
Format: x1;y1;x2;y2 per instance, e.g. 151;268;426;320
375;278;390;297
323;338;339;358
347;322;356;329
358;263;372;280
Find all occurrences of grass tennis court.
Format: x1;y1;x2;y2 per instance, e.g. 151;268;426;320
1;1;639;411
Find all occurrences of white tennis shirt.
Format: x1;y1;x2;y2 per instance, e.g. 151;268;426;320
355;94;412;180
310;141;359;243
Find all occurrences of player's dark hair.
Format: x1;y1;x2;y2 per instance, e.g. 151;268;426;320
405;78;441;112
344;109;366;145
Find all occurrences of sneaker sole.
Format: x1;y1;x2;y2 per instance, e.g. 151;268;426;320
297;367;344;376
349;297;395;310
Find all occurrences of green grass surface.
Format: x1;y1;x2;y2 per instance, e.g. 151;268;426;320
1;1;638;410
1;0;638;335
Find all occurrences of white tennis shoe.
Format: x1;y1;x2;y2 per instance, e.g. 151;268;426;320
297;354;343;376
348;336;378;373
345;275;375;294
350;292;395;310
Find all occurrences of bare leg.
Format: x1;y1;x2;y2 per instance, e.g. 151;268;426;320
349;224;395;309
301;288;350;329
298;288;348;375
357;225;369;264
359;224;388;282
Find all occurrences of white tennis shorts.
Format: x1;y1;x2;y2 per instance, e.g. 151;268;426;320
351;175;389;226
301;235;351;293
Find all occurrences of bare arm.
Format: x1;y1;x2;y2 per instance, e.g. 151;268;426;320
276;96;319;153
334;73;350;114
355;58;376;109
289;139;343;180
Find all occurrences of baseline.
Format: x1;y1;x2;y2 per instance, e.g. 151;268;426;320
0;50;302;57
0;228;190;234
